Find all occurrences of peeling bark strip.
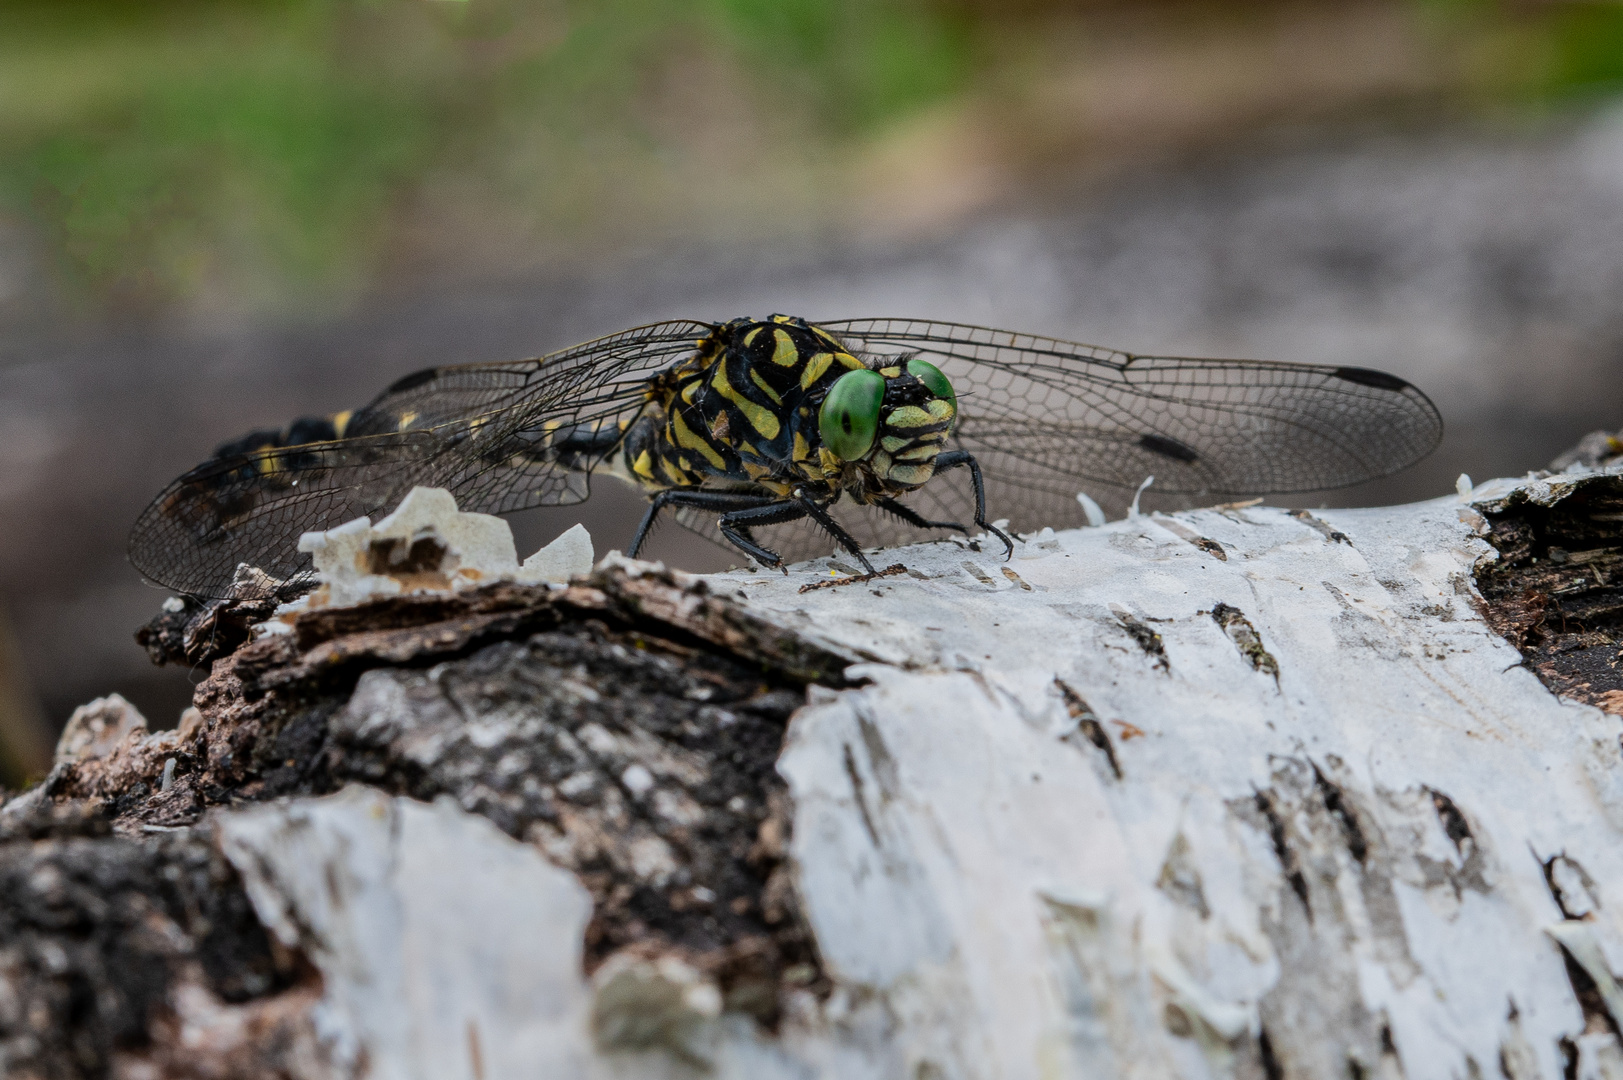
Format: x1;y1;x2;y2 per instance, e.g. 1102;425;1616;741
135;591;282;668
1113;609;1170;671
1473;470;1623;711
797;563;906;593
1210;602;1280;680
1154;516;1229;560
1054;677;1121;779
1288;508;1352;544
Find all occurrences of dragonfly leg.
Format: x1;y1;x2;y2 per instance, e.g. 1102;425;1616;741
875;496;968;535
716;499;816;571
627;489;783;559
789;489;876;574
933;450;1015;559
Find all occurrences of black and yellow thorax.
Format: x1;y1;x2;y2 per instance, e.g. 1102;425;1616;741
620;315;874;497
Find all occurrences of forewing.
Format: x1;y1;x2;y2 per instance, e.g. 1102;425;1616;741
818;318;1443;535
129;320;714;598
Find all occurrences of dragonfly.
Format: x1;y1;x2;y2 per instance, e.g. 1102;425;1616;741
129;315;1443;599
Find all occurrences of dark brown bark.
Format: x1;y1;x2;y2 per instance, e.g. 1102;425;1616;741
6;565;852;1076
1473;468;1623;713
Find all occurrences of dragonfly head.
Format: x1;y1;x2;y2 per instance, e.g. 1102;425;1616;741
818;358;957;489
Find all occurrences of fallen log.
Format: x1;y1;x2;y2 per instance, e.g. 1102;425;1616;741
4;450;1623;1079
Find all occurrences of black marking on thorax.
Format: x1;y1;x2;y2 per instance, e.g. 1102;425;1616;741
630;316;865;493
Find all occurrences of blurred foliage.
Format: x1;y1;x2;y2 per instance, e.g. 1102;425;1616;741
1415;0;1623;98
715;0;971;129
2;2;442;307
1545;4;1623;94
0;0;1618;315
0;0;970;311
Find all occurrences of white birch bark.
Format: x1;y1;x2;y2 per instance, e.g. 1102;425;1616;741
201;469;1623;1080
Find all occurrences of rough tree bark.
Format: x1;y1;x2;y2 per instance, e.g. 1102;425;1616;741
3;447;1623;1080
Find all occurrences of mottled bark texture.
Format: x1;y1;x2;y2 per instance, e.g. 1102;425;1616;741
0;803;313;1079
5;459;1623;1080
5;566;849;1077
1474;469;1623;713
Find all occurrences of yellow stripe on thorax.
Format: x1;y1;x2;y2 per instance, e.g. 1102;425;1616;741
800;352;833;389
749;367;783;405
800;350;865;389
670;410;727;469
771;329;800;367
711;358;781;440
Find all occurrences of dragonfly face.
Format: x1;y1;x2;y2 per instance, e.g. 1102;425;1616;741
129;314;1443;599
819;359;958;491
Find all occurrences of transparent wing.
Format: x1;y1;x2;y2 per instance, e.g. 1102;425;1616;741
826;317;1439;532
821;318;1441;492
678;318;1442;565
129;320;715;598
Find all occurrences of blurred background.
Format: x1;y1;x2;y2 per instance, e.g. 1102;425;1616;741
2;0;1622;783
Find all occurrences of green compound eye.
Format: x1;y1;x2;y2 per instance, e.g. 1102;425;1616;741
819;368;885;461
906;358;956;412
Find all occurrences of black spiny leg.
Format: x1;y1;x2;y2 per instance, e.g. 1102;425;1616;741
716;499;815;570
715;489;878;573
788;489;877;574
628;489;786;560
628;486;880;573
876;497;968;535
932;450;1015;559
